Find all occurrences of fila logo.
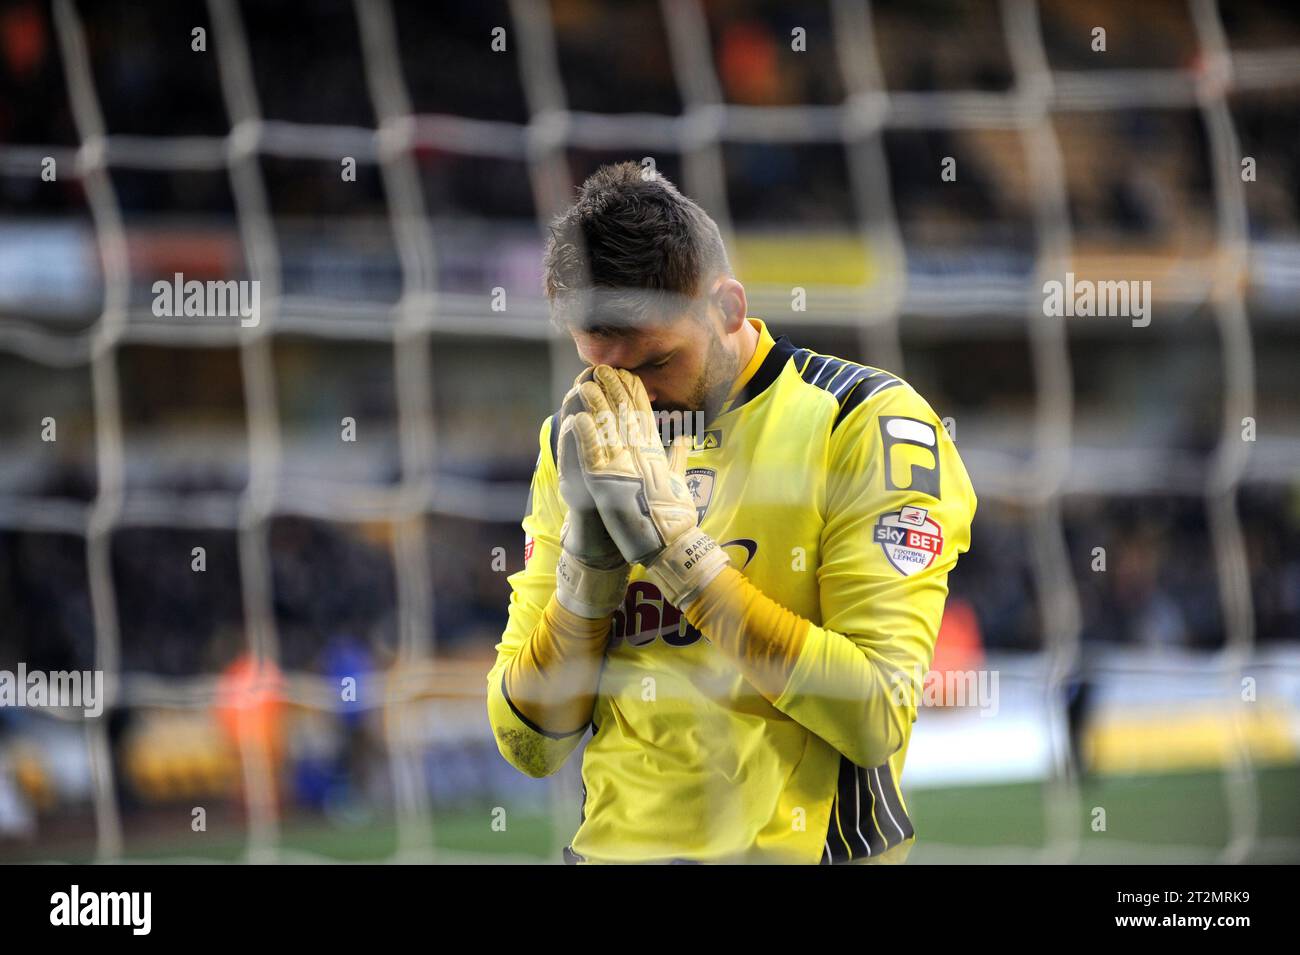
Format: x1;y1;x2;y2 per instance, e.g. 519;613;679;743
880;416;940;499
692;429;723;451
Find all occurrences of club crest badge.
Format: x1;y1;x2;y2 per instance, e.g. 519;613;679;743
873;506;943;576
684;468;716;521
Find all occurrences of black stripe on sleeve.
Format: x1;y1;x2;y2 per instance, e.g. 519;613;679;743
500;671;590;740
832;371;902;432
789;342;904;434
822;755;914;862
873;764;916;844
826;756;865;862
858;764;889;855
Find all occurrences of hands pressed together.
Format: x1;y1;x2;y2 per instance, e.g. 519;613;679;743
553;365;731;619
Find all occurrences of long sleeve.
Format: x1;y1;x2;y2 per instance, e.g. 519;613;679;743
684;383;977;769
500;594;611;737
487;414;613;778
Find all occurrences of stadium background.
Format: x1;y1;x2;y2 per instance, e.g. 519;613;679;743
0;0;1298;863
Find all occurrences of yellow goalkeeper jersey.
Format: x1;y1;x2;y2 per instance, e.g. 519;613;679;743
488;317;977;864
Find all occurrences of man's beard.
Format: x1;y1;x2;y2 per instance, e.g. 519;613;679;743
654;329;739;440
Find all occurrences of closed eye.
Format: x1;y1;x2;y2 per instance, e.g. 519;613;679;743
580;354;673;373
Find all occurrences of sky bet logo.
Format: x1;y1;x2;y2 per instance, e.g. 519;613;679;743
873;506;943;576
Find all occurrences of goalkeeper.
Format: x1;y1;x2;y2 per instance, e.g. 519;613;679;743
488;162;977;864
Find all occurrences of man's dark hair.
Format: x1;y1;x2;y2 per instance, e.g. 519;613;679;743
543;161;731;335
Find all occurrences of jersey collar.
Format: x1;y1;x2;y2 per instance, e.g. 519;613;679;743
717;318;796;418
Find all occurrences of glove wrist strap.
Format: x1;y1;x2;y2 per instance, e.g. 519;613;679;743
644;529;730;609
556;550;630;619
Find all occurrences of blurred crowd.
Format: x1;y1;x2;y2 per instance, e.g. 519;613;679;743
2;1;1296;237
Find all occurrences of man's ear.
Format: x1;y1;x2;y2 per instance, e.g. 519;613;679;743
715;277;747;334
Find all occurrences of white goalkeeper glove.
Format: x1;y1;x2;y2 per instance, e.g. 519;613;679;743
554;367;632;619
566;365;730;609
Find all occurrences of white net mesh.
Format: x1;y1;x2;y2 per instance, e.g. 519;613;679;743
0;0;1297;863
